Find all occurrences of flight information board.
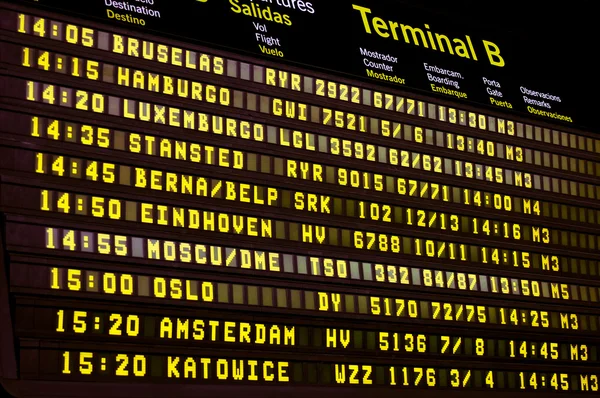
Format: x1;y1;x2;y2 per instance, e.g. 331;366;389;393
0;1;599;397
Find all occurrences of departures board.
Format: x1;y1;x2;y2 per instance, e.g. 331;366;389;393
0;1;599;397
